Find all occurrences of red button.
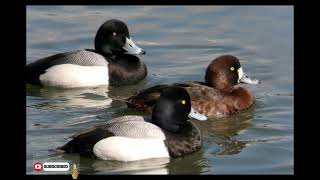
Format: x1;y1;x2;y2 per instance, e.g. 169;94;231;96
33;162;43;171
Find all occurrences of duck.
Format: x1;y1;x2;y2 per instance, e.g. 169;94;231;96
26;19;147;88
56;86;207;161
126;55;260;118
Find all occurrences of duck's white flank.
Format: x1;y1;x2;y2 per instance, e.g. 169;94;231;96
93;136;169;162
39;64;109;88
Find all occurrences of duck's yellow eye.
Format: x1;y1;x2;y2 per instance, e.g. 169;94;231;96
112;32;117;36
181;100;186;105
230;67;235;71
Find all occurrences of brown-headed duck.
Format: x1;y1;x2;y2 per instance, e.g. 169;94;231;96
126;55;260;118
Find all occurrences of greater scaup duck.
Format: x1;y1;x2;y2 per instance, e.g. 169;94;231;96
126;55;260;118
56;87;207;161
26;19;146;88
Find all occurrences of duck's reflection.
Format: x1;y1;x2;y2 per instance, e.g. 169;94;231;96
57;153;170;175
165;149;209;174
27;84;112;108
26;79;148;109
91;157;170;174
194;108;254;156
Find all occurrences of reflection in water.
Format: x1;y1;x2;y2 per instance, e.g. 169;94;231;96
26;78;149;110
91;158;170;174
194;107;254;156
166;149;210;174
57;152;170;174
27;84;112;108
211;139;248;156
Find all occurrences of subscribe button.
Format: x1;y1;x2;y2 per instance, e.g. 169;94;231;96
34;162;70;172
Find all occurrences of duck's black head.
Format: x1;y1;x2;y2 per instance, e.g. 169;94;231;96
152;86;207;133
94;19;146;57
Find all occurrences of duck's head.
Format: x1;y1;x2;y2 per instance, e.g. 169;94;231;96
94;19;146;56
205;55;260;91
152;86;207;133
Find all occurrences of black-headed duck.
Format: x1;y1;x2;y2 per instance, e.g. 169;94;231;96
57;87;207;161
27;19;147;88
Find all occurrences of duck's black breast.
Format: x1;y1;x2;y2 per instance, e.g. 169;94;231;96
108;54;147;86
26;49;108;85
163;122;202;158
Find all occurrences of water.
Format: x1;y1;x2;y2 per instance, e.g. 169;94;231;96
26;6;293;174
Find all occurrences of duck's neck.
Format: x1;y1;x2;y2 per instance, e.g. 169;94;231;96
151;117;193;136
93;48;123;61
205;81;233;92
100;52;120;61
205;76;237;91
108;54;146;86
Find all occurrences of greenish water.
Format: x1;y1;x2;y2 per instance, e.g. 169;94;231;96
26;6;293;174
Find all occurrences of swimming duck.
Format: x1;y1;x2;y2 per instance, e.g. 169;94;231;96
127;55;260;118
26;19;146;88
57;86;207;161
